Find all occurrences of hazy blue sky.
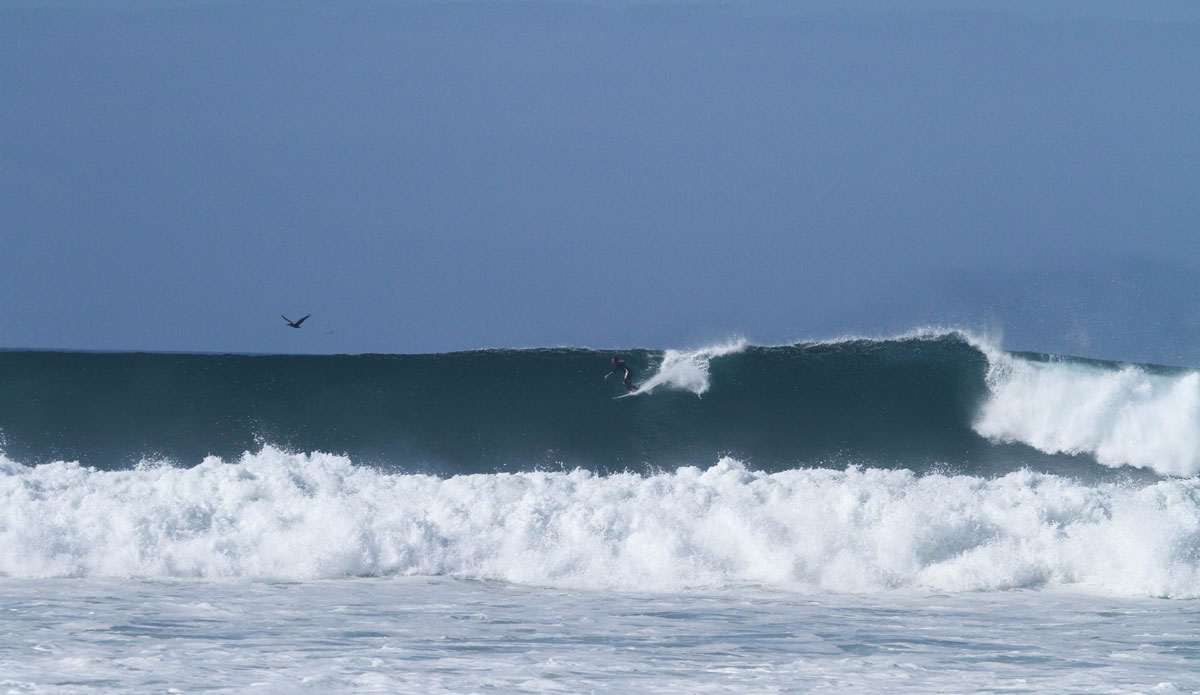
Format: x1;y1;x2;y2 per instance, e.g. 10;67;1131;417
2;1;1198;362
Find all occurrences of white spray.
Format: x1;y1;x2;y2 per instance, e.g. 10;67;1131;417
2;448;1199;596
634;339;748;396
973;347;1200;477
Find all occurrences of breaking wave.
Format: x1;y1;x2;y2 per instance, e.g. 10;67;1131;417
2;448;1198;597
0;330;1198;477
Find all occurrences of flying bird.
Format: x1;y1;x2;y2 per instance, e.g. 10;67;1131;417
282;314;310;328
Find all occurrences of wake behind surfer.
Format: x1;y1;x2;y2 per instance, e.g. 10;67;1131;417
605;356;636;393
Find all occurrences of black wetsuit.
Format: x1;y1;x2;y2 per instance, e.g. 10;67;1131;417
612;359;633;390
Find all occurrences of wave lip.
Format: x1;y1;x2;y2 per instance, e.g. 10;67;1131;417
3;447;1199;597
974;353;1200;477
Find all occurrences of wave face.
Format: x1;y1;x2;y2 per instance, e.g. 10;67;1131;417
0;333;1198;477
3;449;1199;595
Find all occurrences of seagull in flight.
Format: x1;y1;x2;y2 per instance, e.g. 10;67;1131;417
282;314;311;328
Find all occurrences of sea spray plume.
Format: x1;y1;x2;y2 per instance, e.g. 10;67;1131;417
2;447;1199;596
634;338;748;395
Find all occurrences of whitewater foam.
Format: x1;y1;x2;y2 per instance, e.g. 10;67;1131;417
634;339;747;395
3;447;1198;596
789;327;1200;478
974;352;1200;477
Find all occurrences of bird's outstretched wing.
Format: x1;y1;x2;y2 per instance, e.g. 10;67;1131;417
281;314;293;324
295;314;311;327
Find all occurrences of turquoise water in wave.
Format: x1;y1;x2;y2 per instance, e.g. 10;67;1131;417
0;335;986;473
0;333;1192;478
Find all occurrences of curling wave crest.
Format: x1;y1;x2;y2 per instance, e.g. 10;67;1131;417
3;447;1199;596
974;348;1200;476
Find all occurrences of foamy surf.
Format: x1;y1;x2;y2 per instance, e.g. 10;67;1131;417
3;447;1198;597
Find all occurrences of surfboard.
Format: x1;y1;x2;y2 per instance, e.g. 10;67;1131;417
613;391;639;399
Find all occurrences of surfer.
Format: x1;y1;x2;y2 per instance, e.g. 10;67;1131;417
605;356;636;393
281;314;310;328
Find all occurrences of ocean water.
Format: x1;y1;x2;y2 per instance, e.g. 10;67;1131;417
4;579;1198;694
2;332;1199;693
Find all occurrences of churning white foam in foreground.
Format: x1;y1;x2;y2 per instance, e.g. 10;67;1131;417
974;351;1200;477
4;578;1197;695
3;448;1199;596
635;338;747;395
